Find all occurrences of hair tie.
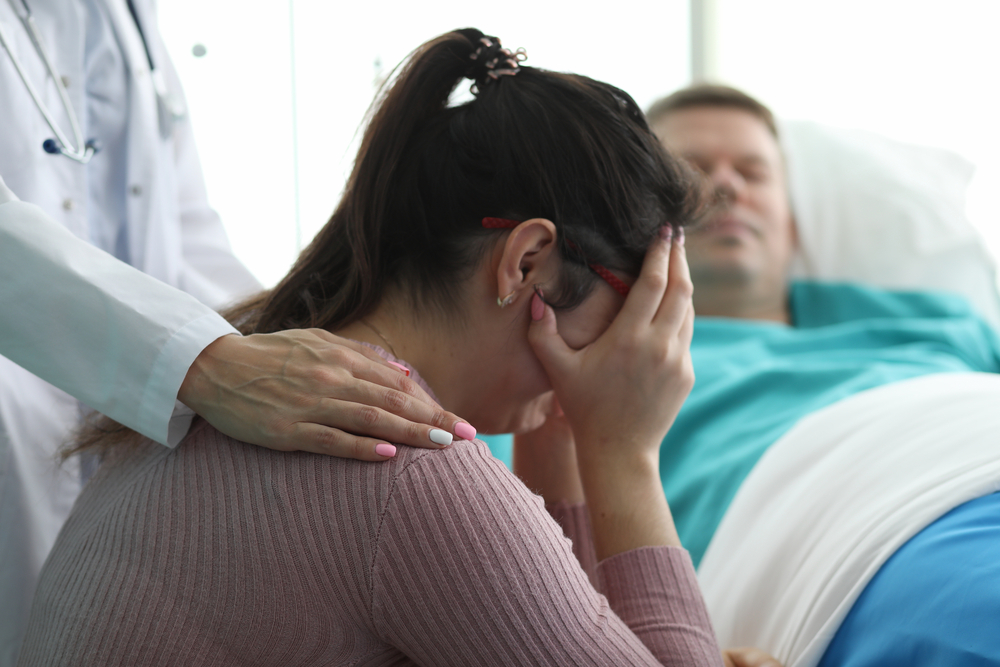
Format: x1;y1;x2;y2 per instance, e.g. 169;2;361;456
466;36;527;93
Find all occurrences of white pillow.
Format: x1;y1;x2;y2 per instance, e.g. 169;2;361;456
781;120;1000;328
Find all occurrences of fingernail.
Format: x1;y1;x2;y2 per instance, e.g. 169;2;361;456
429;428;453;446
388;361;410;377
676;227;686;246
454;422;477;441
375;443;396;457
660;225;674;242
531;293;545;321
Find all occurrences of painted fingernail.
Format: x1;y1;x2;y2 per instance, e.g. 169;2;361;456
429;428;453;446
676;227;685;246
454;422;477;441
388;361;410;377
660;225;674;242
375;443;397;457
531;292;545;321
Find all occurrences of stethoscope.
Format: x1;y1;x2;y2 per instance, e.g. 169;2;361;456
0;0;184;164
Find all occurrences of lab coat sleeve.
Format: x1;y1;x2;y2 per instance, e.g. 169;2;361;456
0;178;238;447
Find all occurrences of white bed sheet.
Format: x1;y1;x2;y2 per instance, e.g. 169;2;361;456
698;371;1000;667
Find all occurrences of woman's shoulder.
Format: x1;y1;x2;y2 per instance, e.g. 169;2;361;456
388;437;526;494
178;424;528;515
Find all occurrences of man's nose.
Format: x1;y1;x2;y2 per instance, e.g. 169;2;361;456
709;164;746;204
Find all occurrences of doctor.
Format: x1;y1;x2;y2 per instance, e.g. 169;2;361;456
0;1;473;663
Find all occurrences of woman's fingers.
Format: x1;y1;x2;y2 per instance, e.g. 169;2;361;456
723;647;783;667
527;291;576;379
653;231;694;333
611;226;674;332
679;301;696;350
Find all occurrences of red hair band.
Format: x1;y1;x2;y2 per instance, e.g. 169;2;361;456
481;218;631;298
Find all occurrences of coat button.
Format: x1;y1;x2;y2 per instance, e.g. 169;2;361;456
130;184;143;196
62;198;74;211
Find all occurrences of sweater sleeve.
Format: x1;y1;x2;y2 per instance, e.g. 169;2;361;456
547;501;599;589
369;444;723;666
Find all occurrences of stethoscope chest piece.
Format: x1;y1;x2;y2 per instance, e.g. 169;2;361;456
1;0;180;163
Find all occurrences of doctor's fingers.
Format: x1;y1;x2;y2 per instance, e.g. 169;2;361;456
309;382;474;451
277;331;473;444
285;422;405;462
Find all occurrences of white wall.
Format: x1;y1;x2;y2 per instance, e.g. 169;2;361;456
713;0;1000;262
158;1;692;287
161;2;999;285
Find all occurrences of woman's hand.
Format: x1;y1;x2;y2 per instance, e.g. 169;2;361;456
528;227;694;467
723;647;783;667
178;329;473;461
528;228;694;560
513;396;584;504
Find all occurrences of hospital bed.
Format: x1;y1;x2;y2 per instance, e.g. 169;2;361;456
698;120;1000;667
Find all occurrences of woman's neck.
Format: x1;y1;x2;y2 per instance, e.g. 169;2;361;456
335;305;463;411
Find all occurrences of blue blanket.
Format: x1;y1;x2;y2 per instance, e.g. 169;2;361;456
819;491;1000;666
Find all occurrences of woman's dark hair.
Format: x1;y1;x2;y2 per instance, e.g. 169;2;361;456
231;27;701;333
71;27;701;456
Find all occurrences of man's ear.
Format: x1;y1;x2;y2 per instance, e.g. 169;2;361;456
495;218;558;307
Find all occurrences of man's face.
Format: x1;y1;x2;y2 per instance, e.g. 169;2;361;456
652;106;795;291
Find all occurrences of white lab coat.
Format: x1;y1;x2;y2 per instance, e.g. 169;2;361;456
0;1;260;663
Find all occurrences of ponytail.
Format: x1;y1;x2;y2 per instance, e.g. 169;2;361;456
238;27;701;335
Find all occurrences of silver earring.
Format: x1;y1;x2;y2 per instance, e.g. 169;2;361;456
497;291;516;308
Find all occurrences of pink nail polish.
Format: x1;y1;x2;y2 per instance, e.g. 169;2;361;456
388;361;410;377
454;422;477;441
375;443;396;458
660;225;674;242
531;293;545;321
676;227;686;246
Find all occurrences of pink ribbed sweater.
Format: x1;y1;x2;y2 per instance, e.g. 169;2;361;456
18;355;722;667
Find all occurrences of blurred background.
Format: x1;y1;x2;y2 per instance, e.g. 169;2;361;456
158;0;1000;288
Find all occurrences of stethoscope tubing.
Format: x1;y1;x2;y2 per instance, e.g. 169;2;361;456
1;0;96;163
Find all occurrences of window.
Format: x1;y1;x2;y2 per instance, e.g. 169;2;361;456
158;1;691;286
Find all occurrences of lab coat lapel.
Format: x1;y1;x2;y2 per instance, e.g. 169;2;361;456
102;0;183;288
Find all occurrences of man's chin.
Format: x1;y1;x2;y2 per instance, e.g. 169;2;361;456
688;253;759;286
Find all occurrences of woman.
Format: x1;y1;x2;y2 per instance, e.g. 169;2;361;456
19;29;766;666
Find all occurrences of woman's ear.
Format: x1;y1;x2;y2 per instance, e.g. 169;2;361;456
495;218;558;307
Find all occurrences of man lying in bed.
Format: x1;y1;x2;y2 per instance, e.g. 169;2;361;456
646;84;1000;666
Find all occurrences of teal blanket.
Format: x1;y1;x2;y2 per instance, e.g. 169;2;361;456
661;281;1000;566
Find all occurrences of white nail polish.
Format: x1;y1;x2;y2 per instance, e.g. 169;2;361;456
429;428;453;446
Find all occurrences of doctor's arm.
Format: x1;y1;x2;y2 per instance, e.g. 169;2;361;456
0;185;469;460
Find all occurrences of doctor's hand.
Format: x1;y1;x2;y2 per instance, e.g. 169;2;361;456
177;329;474;461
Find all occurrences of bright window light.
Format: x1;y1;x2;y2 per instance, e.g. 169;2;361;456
714;0;1000;265
158;1;691;287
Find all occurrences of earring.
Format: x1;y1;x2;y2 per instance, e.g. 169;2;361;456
497;291;516;308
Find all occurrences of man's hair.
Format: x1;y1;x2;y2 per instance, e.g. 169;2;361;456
645;84;778;139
